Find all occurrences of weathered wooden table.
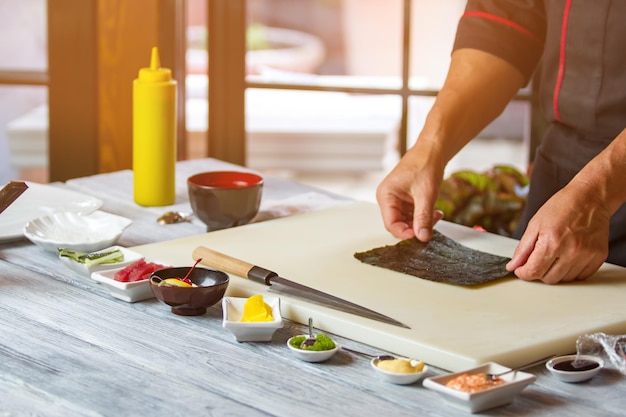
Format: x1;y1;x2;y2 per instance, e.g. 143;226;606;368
1;159;624;416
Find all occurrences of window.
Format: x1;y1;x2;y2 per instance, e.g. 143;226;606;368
190;0;531;188
0;0;48;184
0;0;532;188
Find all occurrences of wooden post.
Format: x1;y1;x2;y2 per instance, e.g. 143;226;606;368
47;0;186;181
207;0;246;165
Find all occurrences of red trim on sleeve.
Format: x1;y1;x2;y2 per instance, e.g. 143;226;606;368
462;10;543;44
553;0;572;122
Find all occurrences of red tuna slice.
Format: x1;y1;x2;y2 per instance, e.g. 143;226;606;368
129;261;171;282
114;259;147;282
128;262;159;282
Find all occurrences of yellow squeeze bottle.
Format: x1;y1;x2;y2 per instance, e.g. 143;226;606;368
133;46;177;206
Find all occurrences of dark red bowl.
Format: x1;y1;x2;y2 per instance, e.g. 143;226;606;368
187;171;263;232
150;266;229;316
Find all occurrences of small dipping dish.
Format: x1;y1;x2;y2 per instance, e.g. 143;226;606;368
546;354;604;383
287;335;339;363
370;357;428;385
423;362;536;414
150;266;229;316
222;296;283;342
91;265;155;303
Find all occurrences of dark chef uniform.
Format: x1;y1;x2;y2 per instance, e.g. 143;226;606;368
453;0;626;267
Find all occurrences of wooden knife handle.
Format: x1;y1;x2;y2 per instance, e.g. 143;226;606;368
0;180;28;214
192;246;276;285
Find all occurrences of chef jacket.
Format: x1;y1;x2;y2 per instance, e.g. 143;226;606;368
453;0;626;266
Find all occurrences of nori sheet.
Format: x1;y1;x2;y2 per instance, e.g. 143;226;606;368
354;230;513;286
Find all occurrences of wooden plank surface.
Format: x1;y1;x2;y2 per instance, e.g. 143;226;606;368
47;0;185;180
1;159;625;416
2;253;625;417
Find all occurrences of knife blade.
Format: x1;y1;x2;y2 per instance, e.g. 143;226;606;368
0;181;28;215
192;246;410;329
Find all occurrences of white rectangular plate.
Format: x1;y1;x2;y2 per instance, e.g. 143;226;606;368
59;246;144;277
91;265;155;303
0;182;102;243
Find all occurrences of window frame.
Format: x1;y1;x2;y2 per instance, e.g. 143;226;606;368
208;0;535;164
1;0;538;182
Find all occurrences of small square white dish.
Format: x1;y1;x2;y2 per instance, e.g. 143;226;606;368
24;210;132;253
222;296;283;342
423;362;536;414
59;246;144;277
91;266;155;303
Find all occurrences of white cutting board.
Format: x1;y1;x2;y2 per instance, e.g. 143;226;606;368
132;201;626;372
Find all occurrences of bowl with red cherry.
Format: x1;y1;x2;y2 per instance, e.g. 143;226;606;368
149;260;229;316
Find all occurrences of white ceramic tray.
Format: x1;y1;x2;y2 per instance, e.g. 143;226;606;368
0;182;102;243
59;246;144;277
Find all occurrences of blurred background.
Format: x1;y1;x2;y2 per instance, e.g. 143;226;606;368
0;0;530;202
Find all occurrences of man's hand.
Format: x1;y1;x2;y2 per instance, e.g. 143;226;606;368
506;184;610;284
376;143;445;242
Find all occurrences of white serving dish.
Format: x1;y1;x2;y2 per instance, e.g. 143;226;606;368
286;335;339;363
0;182;102;243
546;354;604;383
91;266;155;303
423;362;536;414
222;296;283;342
23;210;132;253
370;357;429;385
59;246;144;277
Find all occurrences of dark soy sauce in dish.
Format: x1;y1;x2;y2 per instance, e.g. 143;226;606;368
553;359;600;372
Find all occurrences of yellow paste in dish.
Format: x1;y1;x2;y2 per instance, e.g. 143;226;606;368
376;358;424;374
240;294;274;322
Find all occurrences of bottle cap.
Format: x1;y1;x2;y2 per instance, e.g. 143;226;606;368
137;47;172;82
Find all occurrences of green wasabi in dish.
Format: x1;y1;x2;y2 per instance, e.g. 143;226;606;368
290;334;336;351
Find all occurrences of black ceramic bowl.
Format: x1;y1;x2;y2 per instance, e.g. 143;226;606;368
150;266;229;316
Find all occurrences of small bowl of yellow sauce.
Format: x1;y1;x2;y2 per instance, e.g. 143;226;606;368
222;295;283;342
371;356;428;385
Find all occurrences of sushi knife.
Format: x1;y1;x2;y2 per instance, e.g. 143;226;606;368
192;246;410;329
0;181;28;215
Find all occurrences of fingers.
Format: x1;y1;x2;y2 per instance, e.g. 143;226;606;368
415;213;434;242
414;209;445;242
411;182;442;242
388;222;416;240
576;261;603;281
509;233;604;284
506;231;537;272
377;184;444;242
377;190;417;239
377;167;443;241
510;231;568;283
379;205;444;241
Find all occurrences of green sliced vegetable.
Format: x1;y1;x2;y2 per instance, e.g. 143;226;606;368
58;248;87;262
58;248;124;267
83;249;124;267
